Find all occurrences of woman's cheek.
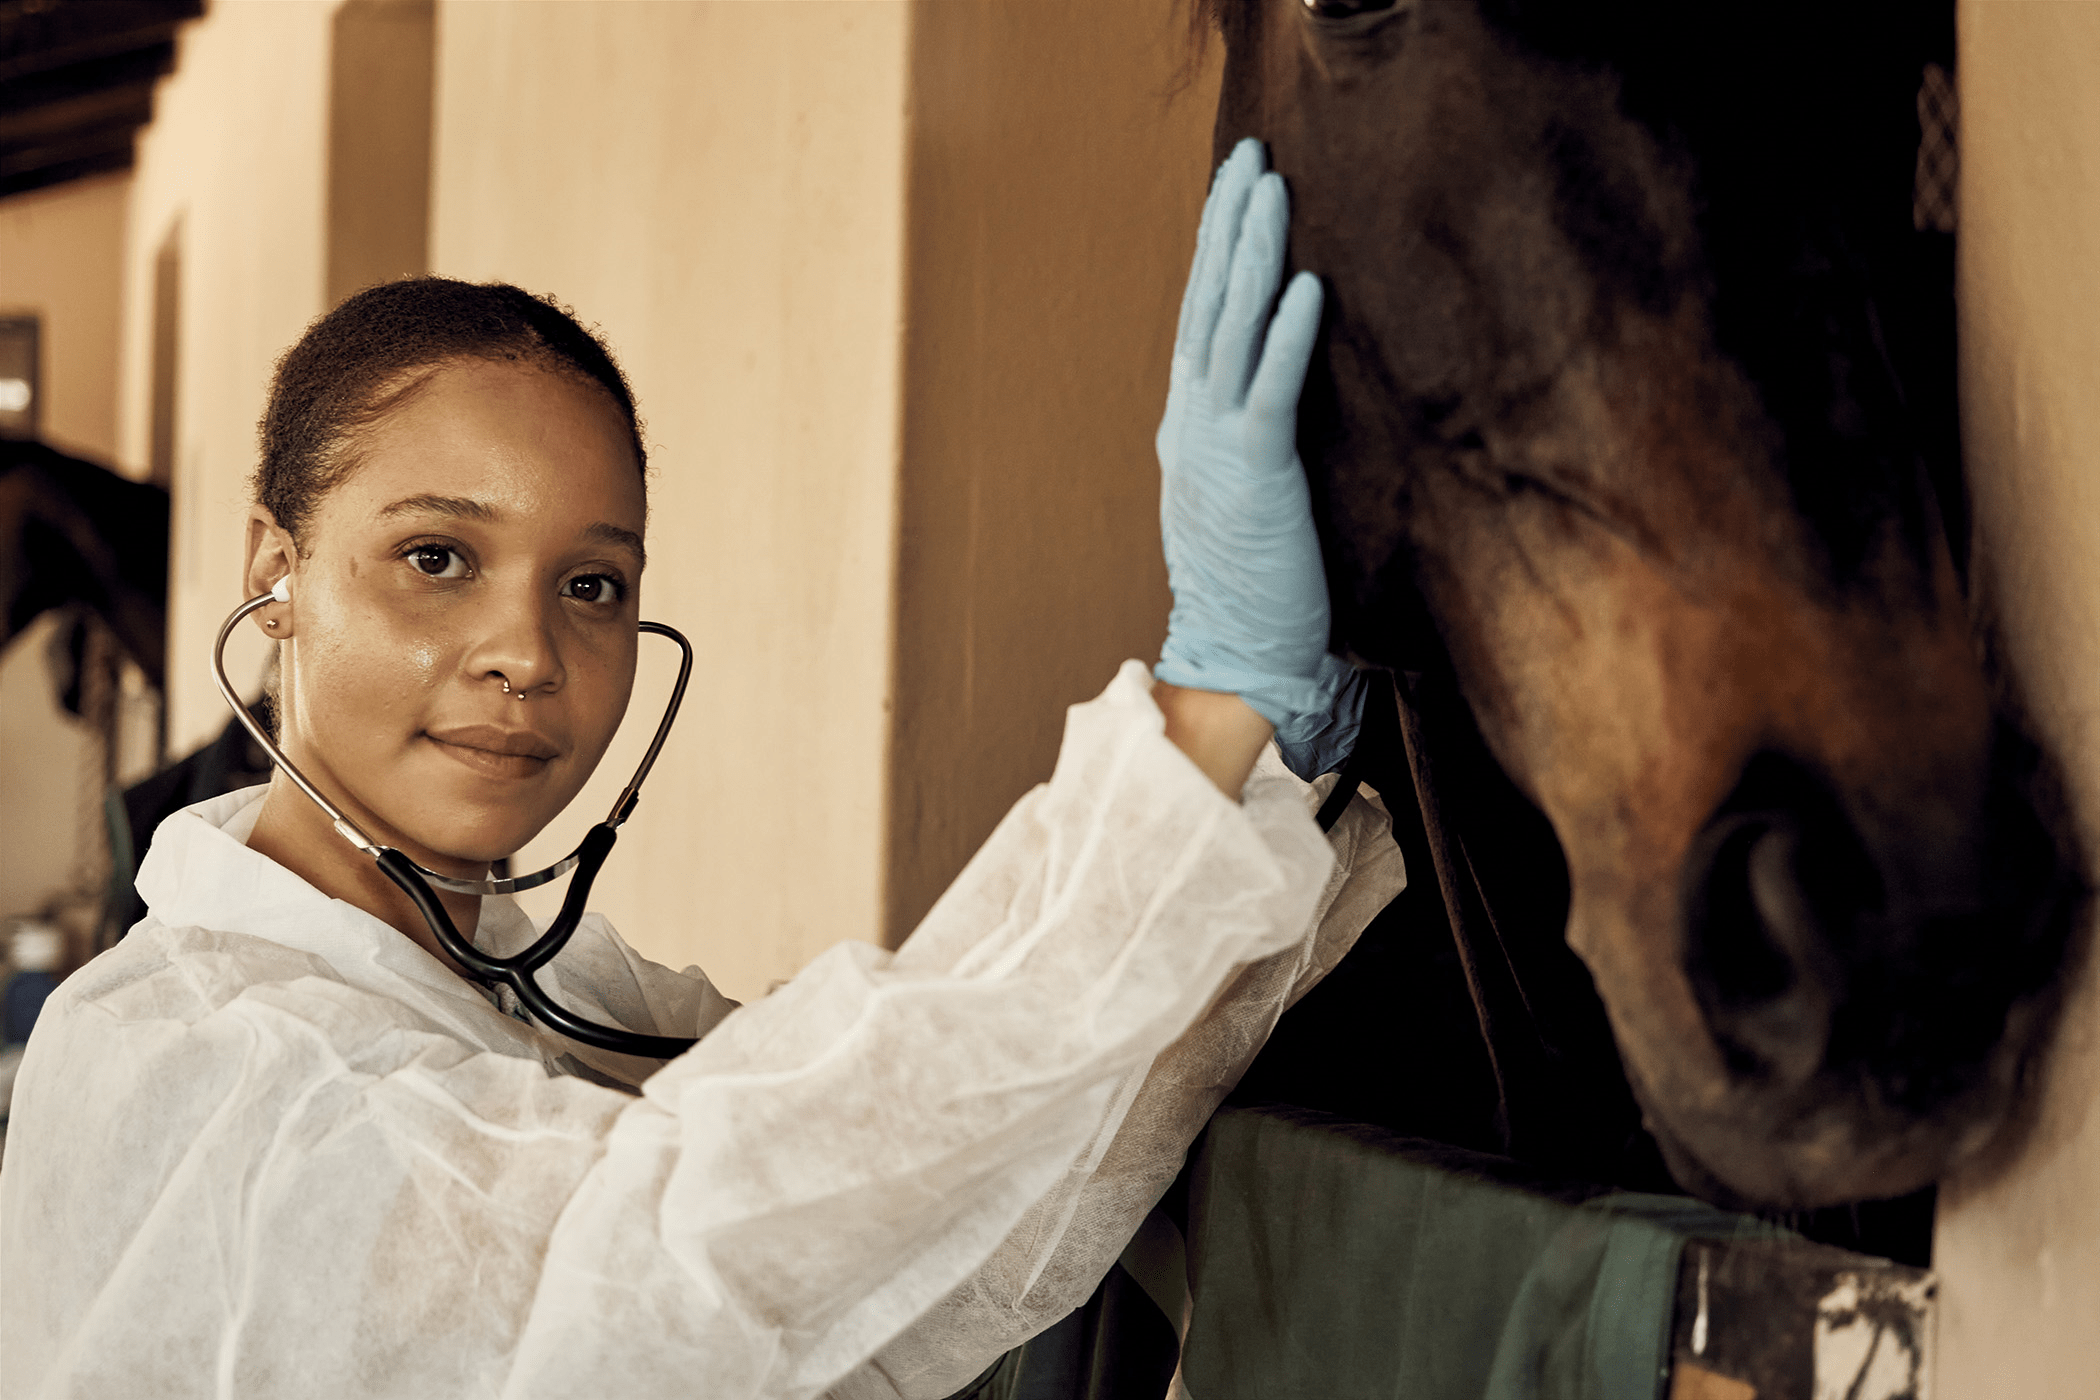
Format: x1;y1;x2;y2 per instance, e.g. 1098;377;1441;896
579;651;638;768
296;610;440;756
404;635;447;686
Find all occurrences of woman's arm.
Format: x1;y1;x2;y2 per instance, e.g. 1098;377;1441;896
0;666;1335;1400
0;140;1358;1400
841;761;1406;1400
508;665;1339;1398
1152;140;1363;785
1153;681;1273;797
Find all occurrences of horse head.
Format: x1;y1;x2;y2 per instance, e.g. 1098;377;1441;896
1205;0;2083;1208
0;440;170;690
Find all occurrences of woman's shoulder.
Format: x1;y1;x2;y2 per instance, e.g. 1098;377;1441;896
58;919;343;1029
21;917;559;1120
10;923;372;1145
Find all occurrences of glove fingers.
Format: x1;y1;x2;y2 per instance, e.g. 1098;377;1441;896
1248;271;1324;421
1211;172;1291;403
1176;140;1265;377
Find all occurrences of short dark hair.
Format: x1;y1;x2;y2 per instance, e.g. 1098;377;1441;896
255;278;646;544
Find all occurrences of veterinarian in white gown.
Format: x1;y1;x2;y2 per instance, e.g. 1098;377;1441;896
0;668;1400;1399
0;139;1369;1400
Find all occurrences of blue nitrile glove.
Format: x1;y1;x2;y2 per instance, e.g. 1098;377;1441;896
1155;138;1367;780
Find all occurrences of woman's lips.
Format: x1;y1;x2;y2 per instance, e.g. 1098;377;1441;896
423;723;560;780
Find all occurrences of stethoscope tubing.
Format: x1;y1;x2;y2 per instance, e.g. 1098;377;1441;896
212;585;701;1059
374;834;696;1058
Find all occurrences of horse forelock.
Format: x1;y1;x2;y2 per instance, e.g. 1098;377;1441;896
1221;0;1960;598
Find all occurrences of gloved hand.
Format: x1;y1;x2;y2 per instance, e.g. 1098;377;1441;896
1155;138;1367;780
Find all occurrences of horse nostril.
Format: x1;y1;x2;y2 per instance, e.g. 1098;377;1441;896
1684;753;1879;1086
1695;820;1801;1007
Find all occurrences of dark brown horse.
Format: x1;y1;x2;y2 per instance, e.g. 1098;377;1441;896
1;439;169;692
1207;0;2083;1215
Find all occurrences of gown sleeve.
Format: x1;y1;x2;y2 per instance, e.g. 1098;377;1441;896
0;663;1340;1400
835;762;1404;1399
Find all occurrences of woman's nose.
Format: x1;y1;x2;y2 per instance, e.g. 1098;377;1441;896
464;592;566;699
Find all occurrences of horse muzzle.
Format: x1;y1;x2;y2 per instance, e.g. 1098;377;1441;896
1652;723;2085;1208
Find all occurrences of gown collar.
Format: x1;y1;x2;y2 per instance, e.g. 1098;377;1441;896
133;784;538;1013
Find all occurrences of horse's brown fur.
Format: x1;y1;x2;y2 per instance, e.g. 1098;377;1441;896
1;441;170;689
1205;0;2080;1207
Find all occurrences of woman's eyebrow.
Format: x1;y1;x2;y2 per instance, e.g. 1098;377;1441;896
377;493;497;523
585;522;647;568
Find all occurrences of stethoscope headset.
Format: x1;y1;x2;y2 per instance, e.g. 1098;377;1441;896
213;576;701;1058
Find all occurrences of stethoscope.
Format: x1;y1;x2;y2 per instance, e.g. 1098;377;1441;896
212;576;702;1059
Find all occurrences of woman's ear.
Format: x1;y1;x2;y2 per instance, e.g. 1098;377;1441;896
243;508;298;637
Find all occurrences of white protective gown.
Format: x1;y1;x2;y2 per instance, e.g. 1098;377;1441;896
0;663;1403;1400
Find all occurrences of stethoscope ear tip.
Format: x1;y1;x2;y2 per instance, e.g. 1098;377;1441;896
270;576;292;604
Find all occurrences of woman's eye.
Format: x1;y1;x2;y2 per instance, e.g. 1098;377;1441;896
561;573;624;605
408;545;469;579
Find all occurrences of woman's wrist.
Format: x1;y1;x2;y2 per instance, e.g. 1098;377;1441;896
1153;680;1274;798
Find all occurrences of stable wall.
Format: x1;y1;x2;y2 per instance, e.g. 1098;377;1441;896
0;173;129;932
432;0;1217;995
430;0;912;1001
115;0;337;757
887;2;1218;939
1937;2;2100;1388
117;0;1214;1003
0;172;127;464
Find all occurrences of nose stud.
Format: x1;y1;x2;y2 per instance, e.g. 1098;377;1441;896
500;677;528;701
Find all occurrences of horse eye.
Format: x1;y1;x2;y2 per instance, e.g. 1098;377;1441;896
1301;0;1399;17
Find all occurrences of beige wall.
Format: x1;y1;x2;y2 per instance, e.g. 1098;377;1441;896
0;172;128;463
114;0;1215;1005
326;0;433;308
1937;2;2100;1389
430;0;911;1000
431;0;1214;995
887;2;1218;940
117;0;337;757
0;173;130;929
0;617;104;928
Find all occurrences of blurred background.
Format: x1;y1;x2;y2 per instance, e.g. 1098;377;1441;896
0;0;1221;1009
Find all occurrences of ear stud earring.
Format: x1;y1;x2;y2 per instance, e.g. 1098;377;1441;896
264;619;278;630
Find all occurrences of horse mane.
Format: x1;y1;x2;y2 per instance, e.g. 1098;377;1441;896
1177;0;1228;88
1187;0;1961;594
1187;2;1953;72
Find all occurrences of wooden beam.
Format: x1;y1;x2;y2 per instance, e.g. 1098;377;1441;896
0;129;134;198
0;0;200;85
0;2;200;198
0;78;155;146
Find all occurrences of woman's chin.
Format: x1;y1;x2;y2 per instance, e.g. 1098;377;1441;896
388;807;562;875
376;762;577;870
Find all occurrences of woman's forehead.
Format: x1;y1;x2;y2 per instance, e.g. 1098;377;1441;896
331;360;646;532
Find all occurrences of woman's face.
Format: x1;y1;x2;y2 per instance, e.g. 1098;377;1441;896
249;358;647;871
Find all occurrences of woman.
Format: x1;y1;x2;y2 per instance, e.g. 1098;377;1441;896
0;143;1397;1399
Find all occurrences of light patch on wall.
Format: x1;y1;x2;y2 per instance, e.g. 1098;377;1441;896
0;317;37;438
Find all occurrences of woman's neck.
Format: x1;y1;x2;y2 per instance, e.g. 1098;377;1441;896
245;771;485;978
